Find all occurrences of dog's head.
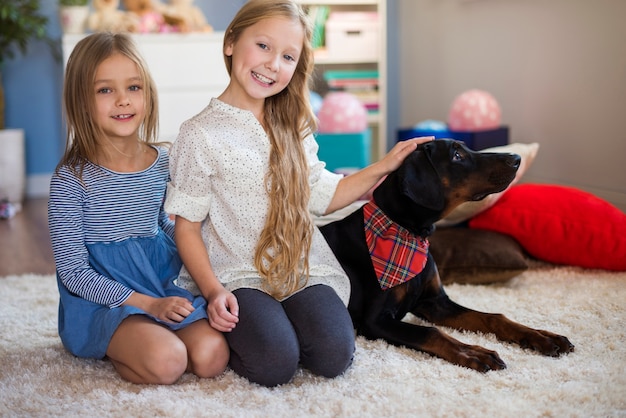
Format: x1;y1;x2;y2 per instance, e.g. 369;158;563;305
373;139;520;235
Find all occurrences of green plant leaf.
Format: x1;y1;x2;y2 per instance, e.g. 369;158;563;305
0;0;59;65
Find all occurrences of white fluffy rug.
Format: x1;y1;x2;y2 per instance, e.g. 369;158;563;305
1;267;625;418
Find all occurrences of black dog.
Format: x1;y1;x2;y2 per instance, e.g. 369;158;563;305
320;139;574;371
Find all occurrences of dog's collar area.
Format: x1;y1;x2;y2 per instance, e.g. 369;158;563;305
363;201;429;290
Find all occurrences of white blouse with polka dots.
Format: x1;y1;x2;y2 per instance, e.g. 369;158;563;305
165;98;351;305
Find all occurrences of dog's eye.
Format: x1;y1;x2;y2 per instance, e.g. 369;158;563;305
453;150;463;161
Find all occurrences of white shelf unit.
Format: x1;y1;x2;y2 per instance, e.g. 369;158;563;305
296;0;387;162
62;32;230;143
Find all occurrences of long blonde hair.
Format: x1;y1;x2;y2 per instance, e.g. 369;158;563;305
224;0;317;299
58;31;159;179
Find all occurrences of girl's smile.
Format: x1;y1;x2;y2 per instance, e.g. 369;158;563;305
112;114;134;120
252;71;275;86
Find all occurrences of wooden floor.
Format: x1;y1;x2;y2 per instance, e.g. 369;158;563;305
0;198;55;276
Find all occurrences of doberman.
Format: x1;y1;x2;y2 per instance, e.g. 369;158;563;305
320;139;574;371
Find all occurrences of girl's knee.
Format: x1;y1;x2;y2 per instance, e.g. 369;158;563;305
327;339;355;378
228;287;301;386
144;340;188;384
230;334;300;387
283;284;355;378
243;351;299;387
307;330;355;378
188;334;230;378
109;316;190;384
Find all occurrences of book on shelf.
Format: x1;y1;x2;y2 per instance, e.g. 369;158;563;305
324;70;380;114
307;5;331;50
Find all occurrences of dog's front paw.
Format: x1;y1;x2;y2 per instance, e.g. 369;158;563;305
520;330;575;357
452;343;508;372
434;341;506;373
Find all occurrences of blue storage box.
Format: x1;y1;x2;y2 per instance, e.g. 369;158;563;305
314;129;372;172
397;126;509;150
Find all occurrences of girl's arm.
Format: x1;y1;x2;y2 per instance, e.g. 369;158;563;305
158;204;176;239
49;172;134;308
325;137;433;214
174;215;239;332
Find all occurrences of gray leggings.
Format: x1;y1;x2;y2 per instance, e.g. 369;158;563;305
226;284;355;387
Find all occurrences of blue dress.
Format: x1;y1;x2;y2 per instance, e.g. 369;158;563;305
48;146;208;359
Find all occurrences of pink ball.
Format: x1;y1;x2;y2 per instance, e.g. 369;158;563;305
317;92;368;133
448;89;501;132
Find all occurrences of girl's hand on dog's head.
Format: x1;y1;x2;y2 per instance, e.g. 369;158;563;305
381;136;434;173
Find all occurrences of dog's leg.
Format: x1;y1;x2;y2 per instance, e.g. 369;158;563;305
360;314;507;372
413;294;575;357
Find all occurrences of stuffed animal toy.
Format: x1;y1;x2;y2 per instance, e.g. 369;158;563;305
122;0;182;33
88;0;137;33
160;0;212;32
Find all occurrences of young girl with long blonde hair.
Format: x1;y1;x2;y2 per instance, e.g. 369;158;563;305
49;32;229;385
165;0;429;387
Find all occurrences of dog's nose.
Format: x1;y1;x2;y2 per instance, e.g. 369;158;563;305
508;153;521;168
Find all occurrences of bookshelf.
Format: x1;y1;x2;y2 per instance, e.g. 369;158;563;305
295;0;387;161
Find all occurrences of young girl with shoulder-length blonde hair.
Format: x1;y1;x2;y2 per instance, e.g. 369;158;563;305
49;32;229;385
165;0;430;387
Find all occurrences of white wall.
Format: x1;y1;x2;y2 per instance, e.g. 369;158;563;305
397;0;626;212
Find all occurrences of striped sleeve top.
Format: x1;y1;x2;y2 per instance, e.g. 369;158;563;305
48;146;175;308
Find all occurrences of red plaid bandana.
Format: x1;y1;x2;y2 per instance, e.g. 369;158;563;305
363;200;429;290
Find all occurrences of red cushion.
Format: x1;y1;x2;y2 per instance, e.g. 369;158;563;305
469;184;626;271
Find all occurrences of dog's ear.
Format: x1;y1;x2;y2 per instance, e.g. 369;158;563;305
400;149;445;212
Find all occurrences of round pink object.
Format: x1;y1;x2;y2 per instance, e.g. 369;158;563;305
448;89;501;131
318;92;368;133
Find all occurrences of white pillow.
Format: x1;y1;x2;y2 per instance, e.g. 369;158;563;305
436;142;540;227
